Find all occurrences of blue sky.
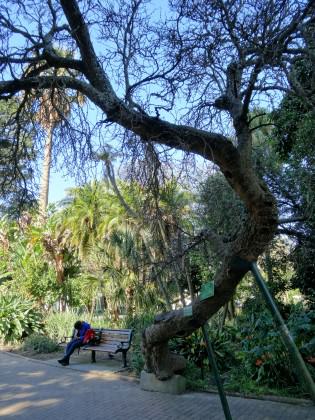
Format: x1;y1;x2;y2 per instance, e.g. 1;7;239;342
48;169;75;204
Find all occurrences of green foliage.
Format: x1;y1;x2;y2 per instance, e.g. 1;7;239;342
22;333;59;353
130;347;145;376
170;331;208;378
291;240;315;307
0;293;42;343
0;215;83;309
170;304;314;397
10;239;58;305
227;306;315;392
198;172;246;238
89;314;112;329
232;311;295;388
188;250;216;294
257;239;293;299
44;310;79;342
0;219;61;306
269;57;315;304
43;311;119;343
170;325;237;378
183;361;210;391
0;99;36;217
122;312;155;331
287;304;315;358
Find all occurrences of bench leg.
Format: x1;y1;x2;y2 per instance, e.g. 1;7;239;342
122;350;127;368
91;350;96;363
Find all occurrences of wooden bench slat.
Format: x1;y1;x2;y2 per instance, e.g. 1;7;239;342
101;333;131;339
102;341;129;346
84;345;117;352
100;328;131;332
100;338;129;344
100;337;129;343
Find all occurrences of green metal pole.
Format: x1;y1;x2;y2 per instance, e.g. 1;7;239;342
250;261;315;403
202;324;233;420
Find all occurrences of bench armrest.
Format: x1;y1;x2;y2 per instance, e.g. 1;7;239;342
59;335;74;343
118;341;130;350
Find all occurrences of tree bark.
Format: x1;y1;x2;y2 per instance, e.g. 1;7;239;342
39;124;53;222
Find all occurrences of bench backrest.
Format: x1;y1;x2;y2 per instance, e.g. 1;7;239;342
94;328;132;348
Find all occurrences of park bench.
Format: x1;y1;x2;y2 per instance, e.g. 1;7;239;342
82;328;133;368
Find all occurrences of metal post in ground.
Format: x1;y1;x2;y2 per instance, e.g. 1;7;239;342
201;324;233;420
250;261;315;403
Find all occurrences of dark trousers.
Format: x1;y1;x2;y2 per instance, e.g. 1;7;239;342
64;339;82;361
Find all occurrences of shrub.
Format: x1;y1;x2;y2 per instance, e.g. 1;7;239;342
287;304;315;359
227;305;315;392
231;310;295;388
170;330;209;379
0;293;42;343
170;325;238;379
22;334;59;353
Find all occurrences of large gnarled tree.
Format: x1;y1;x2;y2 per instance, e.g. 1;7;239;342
0;0;313;379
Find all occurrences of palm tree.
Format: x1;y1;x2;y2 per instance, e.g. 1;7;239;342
56;180;166;316
28;50;84;222
56;181;121;257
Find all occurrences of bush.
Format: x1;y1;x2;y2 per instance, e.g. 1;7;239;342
170;330;209;379
0;293;42;343
170;325;238;379
184;360;210;391
226;305;315;393
22;334;59;353
287;304;315;358
228;310;295;388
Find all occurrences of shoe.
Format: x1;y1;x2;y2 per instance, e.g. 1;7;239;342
60;361;69;366
58;358;65;364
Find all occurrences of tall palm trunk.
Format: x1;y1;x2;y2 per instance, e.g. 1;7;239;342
39;123;53;222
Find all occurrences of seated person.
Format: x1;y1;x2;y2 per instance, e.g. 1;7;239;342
58;320;90;366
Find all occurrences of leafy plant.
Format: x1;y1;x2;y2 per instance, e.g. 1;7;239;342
228;306;315;391
171;330;208;378
130;348;145;375
22;333;59;353
287;304;315;358
0;293;42;343
170;326;237;379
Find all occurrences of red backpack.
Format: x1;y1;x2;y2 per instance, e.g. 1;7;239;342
82;328;96;345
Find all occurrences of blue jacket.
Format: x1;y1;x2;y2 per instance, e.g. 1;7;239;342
78;321;91;341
